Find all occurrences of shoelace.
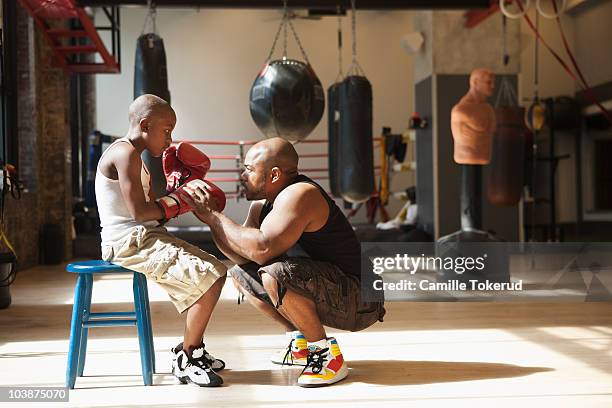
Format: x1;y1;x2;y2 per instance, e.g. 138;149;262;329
185;347;214;372
301;347;329;375
174;343;216;366
281;338;295;366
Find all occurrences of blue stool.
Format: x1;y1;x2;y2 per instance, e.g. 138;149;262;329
65;260;155;388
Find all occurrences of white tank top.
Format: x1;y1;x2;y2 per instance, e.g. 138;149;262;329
95;139;157;244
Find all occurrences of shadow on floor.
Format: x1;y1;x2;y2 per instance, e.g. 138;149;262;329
223;360;552;386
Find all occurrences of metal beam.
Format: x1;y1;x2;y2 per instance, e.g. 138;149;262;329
77;0;488;9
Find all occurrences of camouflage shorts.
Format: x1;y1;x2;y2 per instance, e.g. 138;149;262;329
229;257;385;332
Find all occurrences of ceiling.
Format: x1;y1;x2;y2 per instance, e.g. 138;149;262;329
76;0;489;10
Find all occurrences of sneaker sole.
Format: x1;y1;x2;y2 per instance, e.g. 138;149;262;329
180;376;223;387
271;360;307;367
172;367;188;384
297;364;349;388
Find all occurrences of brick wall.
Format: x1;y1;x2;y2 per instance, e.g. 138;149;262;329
2;7;73;270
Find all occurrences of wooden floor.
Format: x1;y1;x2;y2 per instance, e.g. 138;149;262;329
1;262;612;407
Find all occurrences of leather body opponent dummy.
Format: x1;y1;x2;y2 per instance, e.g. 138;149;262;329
450;68;496;165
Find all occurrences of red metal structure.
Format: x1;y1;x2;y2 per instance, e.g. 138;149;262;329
17;0;121;74
464;0;500;28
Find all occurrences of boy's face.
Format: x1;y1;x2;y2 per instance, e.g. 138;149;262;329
142;108;176;157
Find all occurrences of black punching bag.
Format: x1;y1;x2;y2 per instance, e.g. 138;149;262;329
327;83;341;197
134;33;171;198
338;75;374;203
487;107;526;206
249;59;324;141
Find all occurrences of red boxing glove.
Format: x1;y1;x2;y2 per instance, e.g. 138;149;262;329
203;180;226;212
156;180;199;220
180;179;227;212
162;142;211;193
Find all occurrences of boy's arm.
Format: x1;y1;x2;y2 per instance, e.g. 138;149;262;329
114;147;164;223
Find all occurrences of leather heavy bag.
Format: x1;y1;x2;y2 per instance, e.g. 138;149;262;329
134;33;171;198
338;75;375;203
487;107;526;206
249;59;324;141
134;33;170;102
327;83;341;197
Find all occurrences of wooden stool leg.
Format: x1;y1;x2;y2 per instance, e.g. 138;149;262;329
77;274;93;377
66;274;88;389
133;273;153;386
140;279;156;373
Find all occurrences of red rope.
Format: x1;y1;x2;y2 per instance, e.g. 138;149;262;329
516;0;611;123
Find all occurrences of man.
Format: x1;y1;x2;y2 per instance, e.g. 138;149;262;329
450;68;496;165
183;137;385;387
95;94;227;387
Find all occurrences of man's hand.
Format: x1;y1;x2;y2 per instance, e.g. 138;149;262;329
181;180;225;221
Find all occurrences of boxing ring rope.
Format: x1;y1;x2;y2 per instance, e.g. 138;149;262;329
91;132;413;205
174;137;400;204
178;138;382;146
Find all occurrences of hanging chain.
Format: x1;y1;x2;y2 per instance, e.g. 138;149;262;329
534;11;540;100
495;13;516;107
336;6;343;81
502;15;509;67
348;0;364;76
282;0;288;58
351;0;357;64
266;9;286;61
142;0;157;34
495;76;517;107
265;0;310;64
287;18;309;63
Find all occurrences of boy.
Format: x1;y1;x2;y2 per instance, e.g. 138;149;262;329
95;94;227;387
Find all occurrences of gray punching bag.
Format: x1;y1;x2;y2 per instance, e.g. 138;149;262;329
327;83;341;197
338;75;374;203
134;33;170;198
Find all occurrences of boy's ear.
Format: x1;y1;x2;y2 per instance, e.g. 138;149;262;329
139;118;149;133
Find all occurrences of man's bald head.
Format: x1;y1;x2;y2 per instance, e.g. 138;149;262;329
241;137;299;200
128;94;174;127
248;137;299;174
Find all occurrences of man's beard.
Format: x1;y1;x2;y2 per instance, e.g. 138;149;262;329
243;183;265;201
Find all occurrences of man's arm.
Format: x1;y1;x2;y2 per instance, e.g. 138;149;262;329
115;146;164;222
186;184;322;265
197;200;265;265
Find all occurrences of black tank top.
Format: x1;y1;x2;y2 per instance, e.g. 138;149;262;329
259;175;361;279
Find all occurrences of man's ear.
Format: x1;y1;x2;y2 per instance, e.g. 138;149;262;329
270;167;281;183
139;118;149;133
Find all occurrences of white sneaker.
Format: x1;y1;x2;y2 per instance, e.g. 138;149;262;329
297;337;348;387
171;342;225;372
271;331;309;366
172;346;224;387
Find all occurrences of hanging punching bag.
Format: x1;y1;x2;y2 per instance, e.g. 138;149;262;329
338;75;375;203
249;59;324;141
487;107;526;206
327;83;341;197
134;32;171;198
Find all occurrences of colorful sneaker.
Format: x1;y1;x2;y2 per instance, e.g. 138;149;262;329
297;337;348;388
271;331;308;366
171;342;226;372
172;345;224;387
